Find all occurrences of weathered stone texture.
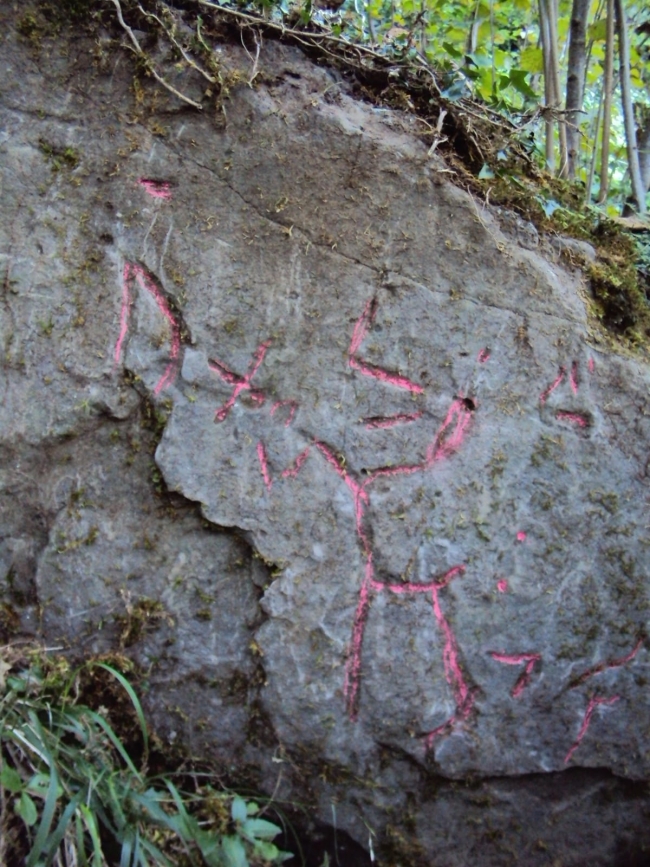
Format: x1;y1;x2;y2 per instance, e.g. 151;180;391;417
1;8;650;863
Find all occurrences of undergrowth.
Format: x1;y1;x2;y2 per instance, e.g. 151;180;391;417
0;646;292;867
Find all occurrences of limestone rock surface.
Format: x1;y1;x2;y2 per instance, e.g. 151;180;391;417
1;8;650;864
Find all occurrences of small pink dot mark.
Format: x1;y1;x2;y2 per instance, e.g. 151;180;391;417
477;348;491;363
588;357;595;373
497;579;508;593
138;178;172;200
516;531;527;542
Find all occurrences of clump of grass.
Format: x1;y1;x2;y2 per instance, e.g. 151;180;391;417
0;647;292;866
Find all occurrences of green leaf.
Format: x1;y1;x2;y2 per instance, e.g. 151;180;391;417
1;765;24;793
242;817;282;840
95;663;149;763
222;835;249;867
519;46;543;73
588;17;608;41
231;795;248;823
507;69;537;99
16;792;38;826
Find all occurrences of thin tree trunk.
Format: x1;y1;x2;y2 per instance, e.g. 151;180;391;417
598;0;615;202
538;0;556;171
586;83;604;202
637;107;650;193
545;0;569;176
565;0;590;179
614;0;646;213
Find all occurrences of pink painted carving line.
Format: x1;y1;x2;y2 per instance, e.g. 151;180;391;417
138;178;172;200
349;298;377;356
572;637;644;687
350;357;424;393
113;262;133;366
432;567;470;707
570;360;579;394
490;651;541;698
497;579;509;593
271;399;298;426
281;446;311;479
539;366;566;404
313;441;370;541
343;555;374;720
516;531;527;542
477;348;491;363
210;340;271;422
363;412;423;429
564;695;620;763
556;411;588;427
426;398;473;466
130;265;181;395
257;441;272;492
588;357;595;373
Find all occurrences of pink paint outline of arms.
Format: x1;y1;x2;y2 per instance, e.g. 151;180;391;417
114;262;132;366
257;441;272;492
349;298;423;394
363;412;423;429
138;179;172;200
571;638;644;687
343;555;375;720
539;366;566;404
564;695;620;763
350;358;424;394
130;264;181;395
271;400;298;426
489;651;541;698
210;340;271;422
281;447;311;479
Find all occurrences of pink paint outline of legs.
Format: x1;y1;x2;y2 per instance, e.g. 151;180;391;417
489;651;541;698
271;399;298;426
131;264;181;395
257;441;272;492
363;412;423;429
564;695;620;763
113;262;133;367
349;298;423;394
138;178;172;200
569;360;579;394
571;638;643;688
555;411;588;428
540;367;566;404
210;340;271;422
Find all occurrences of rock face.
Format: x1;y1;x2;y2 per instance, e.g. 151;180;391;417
2;8;650;864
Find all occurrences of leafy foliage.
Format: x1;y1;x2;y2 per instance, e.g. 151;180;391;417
0;649;292;866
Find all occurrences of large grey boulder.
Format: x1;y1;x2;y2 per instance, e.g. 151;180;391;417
1;6;649;863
